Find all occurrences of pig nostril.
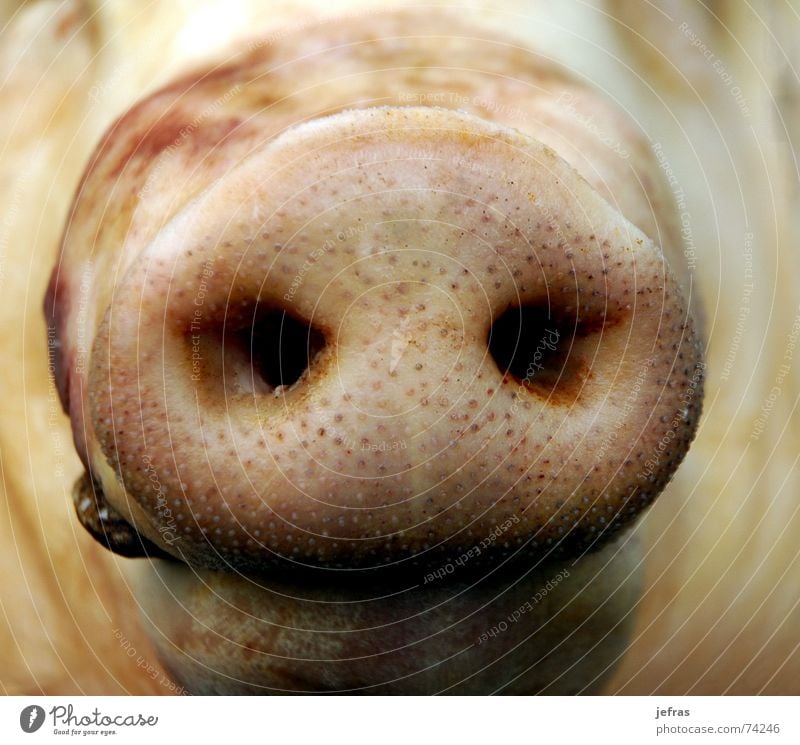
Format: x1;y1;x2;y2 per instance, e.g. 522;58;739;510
229;308;327;392
488;304;587;402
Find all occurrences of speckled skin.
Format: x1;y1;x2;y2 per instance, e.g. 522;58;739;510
83;105;700;574
46;10;703;693
47;13;702;573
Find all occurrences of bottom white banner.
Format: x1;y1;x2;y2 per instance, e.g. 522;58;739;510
0;696;796;744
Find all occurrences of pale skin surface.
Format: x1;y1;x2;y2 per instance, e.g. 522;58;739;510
0;0;797;695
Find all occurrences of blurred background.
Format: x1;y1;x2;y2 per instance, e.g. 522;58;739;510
0;0;798;694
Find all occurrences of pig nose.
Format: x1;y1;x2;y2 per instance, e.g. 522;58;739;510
87;106;703;572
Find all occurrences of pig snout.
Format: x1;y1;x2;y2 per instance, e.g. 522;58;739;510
80;107;702;573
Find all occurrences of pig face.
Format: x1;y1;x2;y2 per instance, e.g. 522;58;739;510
45;10;703;693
